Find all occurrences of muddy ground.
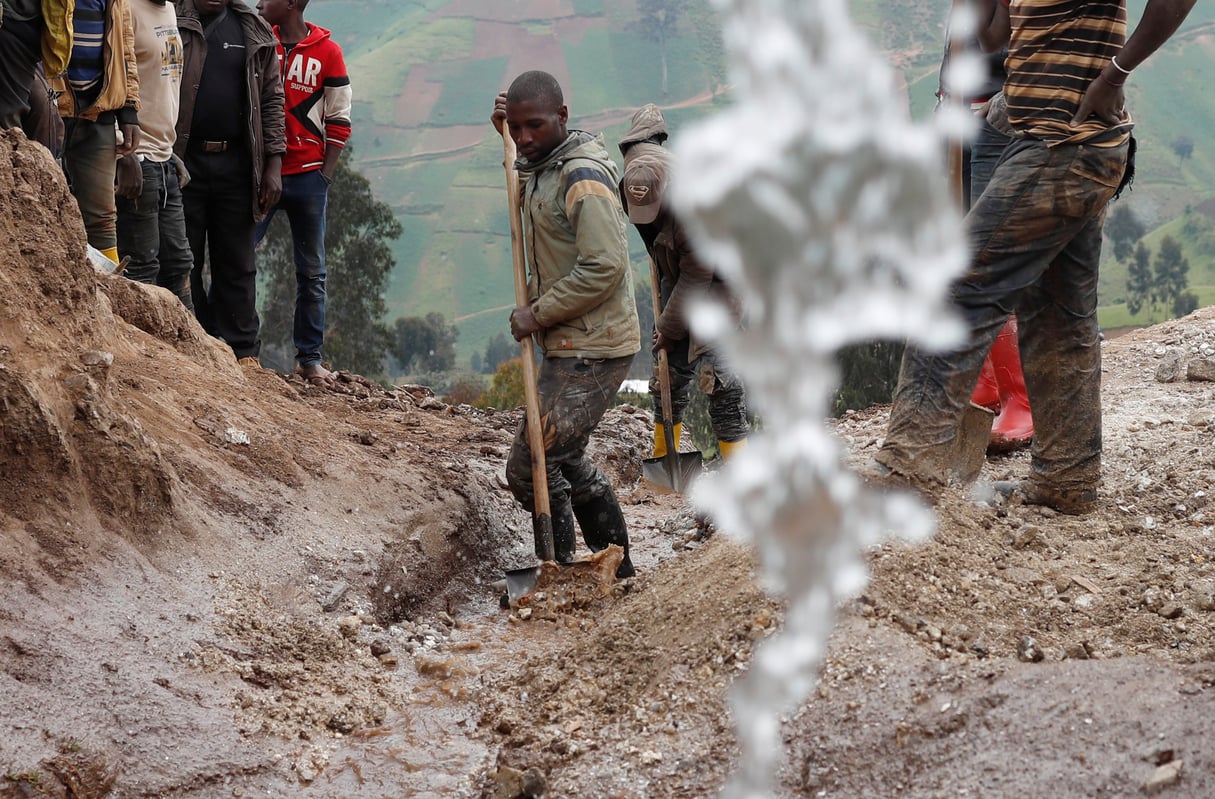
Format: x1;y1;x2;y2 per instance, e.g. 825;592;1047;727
2;130;1215;798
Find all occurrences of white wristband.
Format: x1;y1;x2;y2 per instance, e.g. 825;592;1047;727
1110;55;1132;75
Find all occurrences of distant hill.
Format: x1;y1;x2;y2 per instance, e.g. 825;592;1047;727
304;0;1215;371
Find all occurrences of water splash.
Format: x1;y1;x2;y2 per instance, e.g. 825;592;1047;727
669;1;978;796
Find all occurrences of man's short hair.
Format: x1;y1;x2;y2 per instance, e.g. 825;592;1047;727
506;71;564;109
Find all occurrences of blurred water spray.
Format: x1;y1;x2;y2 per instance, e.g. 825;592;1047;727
669;1;978;796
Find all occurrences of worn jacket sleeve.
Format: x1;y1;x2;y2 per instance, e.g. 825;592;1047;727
656;220;714;342
117;0;140;125
259;38;286;157
531;162;630;327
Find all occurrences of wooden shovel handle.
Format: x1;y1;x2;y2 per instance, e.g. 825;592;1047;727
502;132;554;561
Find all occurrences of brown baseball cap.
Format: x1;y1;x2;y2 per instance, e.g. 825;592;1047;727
622;143;670;225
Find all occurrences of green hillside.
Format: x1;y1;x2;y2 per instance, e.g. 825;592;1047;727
304;0;1215;371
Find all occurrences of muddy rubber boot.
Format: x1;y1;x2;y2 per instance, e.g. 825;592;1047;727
971;352;1001;412
652;422;683;459
573;494;635;579
717;437;747;461
552;502;577;564
988;317;1034;453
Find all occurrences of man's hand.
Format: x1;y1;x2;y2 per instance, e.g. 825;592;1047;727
117;124;141;157
115;154;143;200
1073;71;1128;126
260;155;282;214
652;329;672;354
509;305;542;341
490;91;508;136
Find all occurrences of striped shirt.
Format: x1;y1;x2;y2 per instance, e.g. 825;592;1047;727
67;0;107;104
1004;0;1130;146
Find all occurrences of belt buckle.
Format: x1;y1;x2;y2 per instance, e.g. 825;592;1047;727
203;140;227;153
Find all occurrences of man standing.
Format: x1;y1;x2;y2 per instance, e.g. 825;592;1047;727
618;104;750;462
871;0;1197;514
1;0;70;132
53;0;141;265
491;70;641;578
175;0;284;366
255;0;351;384
115;0;192;309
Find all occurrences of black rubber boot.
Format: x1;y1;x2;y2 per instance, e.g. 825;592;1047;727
573;493;635;579
552;502;577;563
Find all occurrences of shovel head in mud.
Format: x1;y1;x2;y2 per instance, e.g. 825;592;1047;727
503;546;625;605
641;450;703;494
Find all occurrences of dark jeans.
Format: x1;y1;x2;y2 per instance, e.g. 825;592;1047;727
62;114;119;251
649;340;749;442
0;16;40;129
877;137;1129;492
255;169;328;367
117;158;194;310
969;115;1012;203
506;355;633;513
183;144;260;359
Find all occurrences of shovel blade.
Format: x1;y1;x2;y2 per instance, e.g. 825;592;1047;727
641;451;704;494
504;565;541;603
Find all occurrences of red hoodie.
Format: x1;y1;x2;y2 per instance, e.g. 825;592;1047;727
272;22;352;175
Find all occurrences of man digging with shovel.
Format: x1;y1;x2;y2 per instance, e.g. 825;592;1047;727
618;104;750;484
491;70;641;580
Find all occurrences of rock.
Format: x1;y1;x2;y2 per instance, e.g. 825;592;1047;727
370;638;392;657
521;767;548;797
1142;759;1183;794
491;766;526;799
321;581;349;612
1155;351;1185;383
80;350;114;369
1017;636;1045;663
1008;524;1041;550
1064;642;1090;660
337;615;361;638
1187;359;1215;382
1157;603;1185;620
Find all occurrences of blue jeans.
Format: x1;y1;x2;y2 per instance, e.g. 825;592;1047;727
255;169;328;367
117;158;194;310
877;137;1129;492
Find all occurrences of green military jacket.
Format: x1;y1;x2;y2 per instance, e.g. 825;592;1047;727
517;131;640;360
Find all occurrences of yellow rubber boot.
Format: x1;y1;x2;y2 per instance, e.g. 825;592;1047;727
652;422;683;459
100;246;120;264
717;437;747;461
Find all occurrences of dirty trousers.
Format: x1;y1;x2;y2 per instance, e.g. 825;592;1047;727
876;137;1129;492
649;341;749;443
506;355;633;513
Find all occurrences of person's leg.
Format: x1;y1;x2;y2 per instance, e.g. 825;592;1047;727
0;19;41;129
203;148;260;360
649;337;692;457
61;116;120;256
117;159;166;285
281;170;328;369
156;161;195;311
699;348;750;456
506;355;635;576
1014;145;1125;504
183;151;215;333
875;138;1123;485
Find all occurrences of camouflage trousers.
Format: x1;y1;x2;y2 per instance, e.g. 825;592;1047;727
649;341;750;443
877;136;1130;493
506;354;633;512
